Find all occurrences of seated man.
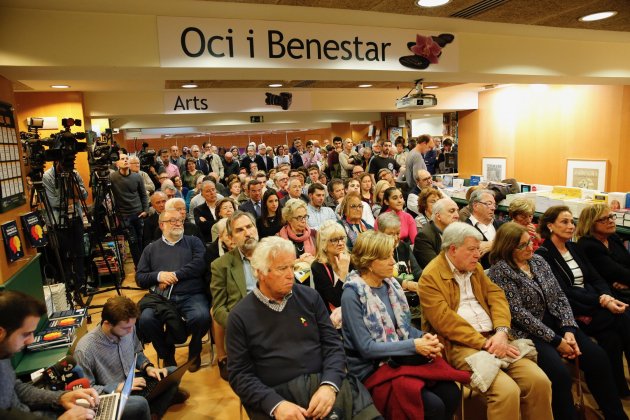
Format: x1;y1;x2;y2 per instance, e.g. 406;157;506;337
0;291;98;420
413;198;460;268
211;211;260;380
143;191;168;248
419;222;552;420
136;209;211;372
227;236;380;420
75;296;188;420
464;189;502;269
406;169;435;216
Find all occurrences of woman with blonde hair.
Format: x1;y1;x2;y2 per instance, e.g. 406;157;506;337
577;203;630;292
508;197;541;251
372;180;390;218
338;192;372;251
342;230;466;420
311;220;351;314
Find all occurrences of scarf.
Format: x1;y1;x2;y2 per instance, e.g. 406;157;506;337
278;224;316;255
340;217;370;246
344;271;412;343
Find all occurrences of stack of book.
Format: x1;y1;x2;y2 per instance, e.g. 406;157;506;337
93;240;120;275
27;309;87;352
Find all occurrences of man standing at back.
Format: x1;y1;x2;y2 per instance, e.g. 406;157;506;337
368;139;400;183
406;134;435;189
110;153;149;267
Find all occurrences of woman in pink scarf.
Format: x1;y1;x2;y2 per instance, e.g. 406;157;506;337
277;198;316;265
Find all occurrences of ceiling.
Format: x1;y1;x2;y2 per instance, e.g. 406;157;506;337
213;0;630;32
1;0;629;136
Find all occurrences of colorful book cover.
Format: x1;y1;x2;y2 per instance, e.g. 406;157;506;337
20;211;47;247
1;220;24;262
27;327;74;350
47;315;84;329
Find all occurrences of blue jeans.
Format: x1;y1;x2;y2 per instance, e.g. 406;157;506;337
139;293;210;360
121;214;144;266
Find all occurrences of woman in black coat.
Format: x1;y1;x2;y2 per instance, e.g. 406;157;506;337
536;205;630;397
255;189;283;239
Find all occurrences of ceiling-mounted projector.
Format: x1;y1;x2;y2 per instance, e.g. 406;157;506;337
395;79;437;110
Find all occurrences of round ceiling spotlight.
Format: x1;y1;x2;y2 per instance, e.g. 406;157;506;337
181;82;198;88
416;0;451;8
269;83;283;87
358;84;372;88
579;11;617;22
51;84;70;89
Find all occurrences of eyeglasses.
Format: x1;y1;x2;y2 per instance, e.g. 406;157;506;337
163;218;184;225
420;176;432;182
595;214;617;223
328;237;346;244
292;215;309;222
516;239;532;250
349;204;363;209
477;201;496;208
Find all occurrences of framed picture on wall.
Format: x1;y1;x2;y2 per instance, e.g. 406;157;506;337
566;159;607;191
482;157;506;182
388;127;403;142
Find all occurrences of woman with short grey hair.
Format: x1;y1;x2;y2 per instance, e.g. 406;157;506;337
278;198;316;266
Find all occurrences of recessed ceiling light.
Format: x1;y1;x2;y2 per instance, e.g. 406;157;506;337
579;11;617;22
416;0;451;8
51;85;70;89
358;84;372;88
424;85;439;89
181;83;198;88
269;83;283;88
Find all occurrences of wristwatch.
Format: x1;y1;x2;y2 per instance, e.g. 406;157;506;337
495;326;510;335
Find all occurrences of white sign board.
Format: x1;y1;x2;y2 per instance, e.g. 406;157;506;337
157;16;458;72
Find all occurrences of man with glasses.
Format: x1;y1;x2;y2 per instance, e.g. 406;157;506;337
306;183;337;230
136;209;210;372
190;145;210;175
129;155;155;196
202;142;224;181
407;169;439;216
465;189;502;269
273;171;289;199
110;153;149;267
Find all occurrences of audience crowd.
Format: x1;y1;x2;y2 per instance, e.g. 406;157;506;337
4;135;630;420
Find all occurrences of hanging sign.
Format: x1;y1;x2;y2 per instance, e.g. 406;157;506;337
157;16;457;72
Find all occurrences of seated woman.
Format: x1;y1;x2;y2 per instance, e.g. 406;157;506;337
374;187;418;244
256;189;283;239
211;198;237;242
535;205;630;396
227;177;242;202
415;188;441;229
342;230;465;420
338;192;373;251
508;197;542;251
172;175;187;199
359;173;374;206
371;180;390;218
277;198;316;267
487;222;627;420
311;220;350;314
576;203;630;295
377;212;423;324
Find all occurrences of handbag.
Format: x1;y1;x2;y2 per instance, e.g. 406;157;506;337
574;357;586;420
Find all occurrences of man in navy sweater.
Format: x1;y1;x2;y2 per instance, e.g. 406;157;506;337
226;237;379;420
136;209;210;372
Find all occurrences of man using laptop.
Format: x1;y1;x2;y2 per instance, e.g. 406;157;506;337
75;296;189;420
0;290;99;420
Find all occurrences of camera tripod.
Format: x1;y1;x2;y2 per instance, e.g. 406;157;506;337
83;168;142;309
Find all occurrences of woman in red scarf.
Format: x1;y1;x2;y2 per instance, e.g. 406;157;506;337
277;198;316;265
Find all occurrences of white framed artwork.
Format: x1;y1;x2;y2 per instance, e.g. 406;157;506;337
566;159;607;191
482;157;506;183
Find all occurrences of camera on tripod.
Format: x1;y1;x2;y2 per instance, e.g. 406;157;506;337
21;117;88;179
88;128;120;179
137;142;157;172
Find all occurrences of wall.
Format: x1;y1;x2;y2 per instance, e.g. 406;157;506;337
0;76;37;284
411;116;443;137
13;92;93;202
458;84;630;192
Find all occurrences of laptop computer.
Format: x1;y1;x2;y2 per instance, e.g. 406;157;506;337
134;358;194;401
93;354;136;420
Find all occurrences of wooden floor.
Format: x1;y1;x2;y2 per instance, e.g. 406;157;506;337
84;261;630;420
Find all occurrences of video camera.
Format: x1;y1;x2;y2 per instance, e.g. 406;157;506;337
265;92;292;110
88;129;120;178
21;118;88;179
137;142;157;172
